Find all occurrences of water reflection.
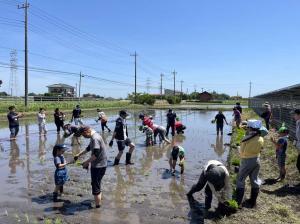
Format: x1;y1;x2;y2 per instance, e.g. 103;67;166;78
9;140;24;174
211;135;225;157
39;136;47;165
0;109;231;223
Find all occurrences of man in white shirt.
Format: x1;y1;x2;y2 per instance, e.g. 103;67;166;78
186;160;231;210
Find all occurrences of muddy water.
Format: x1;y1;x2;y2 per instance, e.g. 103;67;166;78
0;110;232;224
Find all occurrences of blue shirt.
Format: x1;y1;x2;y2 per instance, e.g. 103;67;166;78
54;155;65;169
277;136;288;156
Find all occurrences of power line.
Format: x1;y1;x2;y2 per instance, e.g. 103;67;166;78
0;61;160;89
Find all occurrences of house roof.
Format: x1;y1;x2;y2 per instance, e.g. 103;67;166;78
199;91;212;96
47;83;75;89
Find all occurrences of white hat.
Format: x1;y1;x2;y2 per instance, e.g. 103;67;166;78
247;119;262;129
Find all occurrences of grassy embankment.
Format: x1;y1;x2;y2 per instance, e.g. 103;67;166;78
0;100;147;116
220;109;300;224
0;99;245;117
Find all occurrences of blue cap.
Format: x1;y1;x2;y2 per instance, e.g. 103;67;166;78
53;144;68;151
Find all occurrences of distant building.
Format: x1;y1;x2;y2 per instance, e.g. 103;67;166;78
198;91;213;102
47;83;75;97
164;89;182;96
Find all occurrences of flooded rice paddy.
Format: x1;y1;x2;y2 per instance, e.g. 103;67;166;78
0;109;232;224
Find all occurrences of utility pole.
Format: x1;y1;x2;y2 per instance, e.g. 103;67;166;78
201;87;204;93
180;80;184;100
130;51;137;103
248;81;252;107
18;0;29;108
172;70;177;96
75;83;78;97
146;78;150;94
160;73;164;100
79;72;84;101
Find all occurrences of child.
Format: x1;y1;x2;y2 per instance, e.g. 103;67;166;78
52;144;70;202
233;107;241;128
140;125;154;146
96;109;111;132
271;126;289;181
175;118;186;134
169;145;185;175
37;108;47;135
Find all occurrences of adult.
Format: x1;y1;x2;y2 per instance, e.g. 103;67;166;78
97;109;111;132
293;109;300;174
153;124;171;144
214;111;228;135
71;105;83;125
63;124;81;145
7;106;23;140
166;109;177;137
109;110;135;165
236;102;243;114
139;113;154;130
260;102;272;130
186;160;231;210
74;126;107;208
236;120;264;208
54;108;65;133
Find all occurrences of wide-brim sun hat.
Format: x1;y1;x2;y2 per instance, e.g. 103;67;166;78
247;119;262;129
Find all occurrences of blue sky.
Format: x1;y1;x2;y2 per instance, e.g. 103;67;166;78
0;0;299;98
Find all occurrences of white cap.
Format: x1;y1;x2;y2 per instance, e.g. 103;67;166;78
247;119;262;129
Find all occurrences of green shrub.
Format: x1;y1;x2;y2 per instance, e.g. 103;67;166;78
231;157;240;166
166;96;181;104
136;94;156;105
227;199;238;210
127;93;156;105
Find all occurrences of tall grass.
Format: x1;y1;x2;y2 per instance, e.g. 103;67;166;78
0;100;131;113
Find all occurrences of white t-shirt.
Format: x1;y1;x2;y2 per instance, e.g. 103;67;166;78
37;112;46;125
205;160;232;203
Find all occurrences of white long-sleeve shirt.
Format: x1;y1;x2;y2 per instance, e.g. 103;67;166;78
205;160;232;203
37;112;46;125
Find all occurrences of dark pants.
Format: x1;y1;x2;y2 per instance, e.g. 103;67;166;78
216;123;224;135
264;118;270;130
166;123;175;136
205;185;213;209
55;121;64;132
176;125;186;134
101;121;111;132
297;154;300;174
9;126;19;138
91;167;106;195
188;171;213;209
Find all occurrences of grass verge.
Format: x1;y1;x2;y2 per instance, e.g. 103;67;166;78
221;109;300;224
